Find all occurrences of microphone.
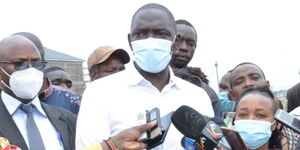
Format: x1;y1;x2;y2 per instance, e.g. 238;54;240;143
172;105;223;150
210;117;226;127
181;137;197;150
208;117;232;150
274;109;300;134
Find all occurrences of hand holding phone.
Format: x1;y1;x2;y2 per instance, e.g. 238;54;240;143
137;108;173;149
274;109;300;134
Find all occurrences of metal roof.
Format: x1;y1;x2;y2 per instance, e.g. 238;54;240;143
44;47;84;62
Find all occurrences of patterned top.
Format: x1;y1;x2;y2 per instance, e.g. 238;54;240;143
284;126;299;150
39;84;81;114
0;137;21;150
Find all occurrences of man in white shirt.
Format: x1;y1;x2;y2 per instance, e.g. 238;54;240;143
0;35;76;150
76;3;214;150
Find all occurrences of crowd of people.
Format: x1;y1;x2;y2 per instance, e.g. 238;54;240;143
0;2;299;150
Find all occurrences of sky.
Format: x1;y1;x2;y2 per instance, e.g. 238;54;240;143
0;0;300;92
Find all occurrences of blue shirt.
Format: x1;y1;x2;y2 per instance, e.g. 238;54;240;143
39;84;81;114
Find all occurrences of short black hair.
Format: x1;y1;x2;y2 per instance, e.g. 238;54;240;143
43;66;64;74
12;32;45;61
229;62;266;89
237;86;279;115
176;19;194;27
232;62;265;78
239;86;275;102
175;19;197;38
131;3;176;30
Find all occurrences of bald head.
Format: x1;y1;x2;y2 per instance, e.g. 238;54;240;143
131;3;176;32
0;35;41;60
12;32;44;61
219;72;231;92
0;35;43;101
129;3;177;46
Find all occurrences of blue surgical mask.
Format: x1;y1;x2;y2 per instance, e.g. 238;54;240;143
234;120;272;149
218;92;236;112
131;38;173;73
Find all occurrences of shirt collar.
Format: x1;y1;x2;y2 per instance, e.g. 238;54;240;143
40;83;54;100
125;62;179;89
2;91;47;117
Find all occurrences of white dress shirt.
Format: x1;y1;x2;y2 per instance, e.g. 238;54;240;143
76;64;214;150
2;91;64;150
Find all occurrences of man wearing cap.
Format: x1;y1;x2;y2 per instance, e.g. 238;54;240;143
87;46;130;81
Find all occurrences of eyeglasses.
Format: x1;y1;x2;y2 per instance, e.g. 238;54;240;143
0;61;47;70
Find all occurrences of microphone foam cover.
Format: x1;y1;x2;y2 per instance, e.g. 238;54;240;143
171;105;207;139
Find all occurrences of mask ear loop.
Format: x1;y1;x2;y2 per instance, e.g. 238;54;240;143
170;35;178;55
0;66;11;78
0;66;15;93
232;113;236;125
271;120;281;133
271;120;276;125
172;35;177;43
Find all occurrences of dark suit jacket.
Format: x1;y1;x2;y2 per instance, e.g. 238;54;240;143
296;138;300;150
0;96;77;150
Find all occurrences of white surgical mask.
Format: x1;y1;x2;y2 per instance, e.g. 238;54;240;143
0;67;44;99
131;38;173;73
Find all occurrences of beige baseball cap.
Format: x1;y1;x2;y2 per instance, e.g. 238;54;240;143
87;46;130;71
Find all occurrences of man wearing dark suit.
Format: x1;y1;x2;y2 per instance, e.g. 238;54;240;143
0;35;76;150
12;32;81;115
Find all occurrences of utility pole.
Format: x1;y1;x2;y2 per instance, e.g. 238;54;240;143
215;61;220;86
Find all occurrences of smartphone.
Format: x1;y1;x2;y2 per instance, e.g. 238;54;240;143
137;108;173;149
274;109;300;133
147;111;173;150
147;107;162;139
220;127;247;150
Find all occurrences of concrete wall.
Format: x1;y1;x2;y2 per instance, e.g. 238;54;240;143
46;59;85;95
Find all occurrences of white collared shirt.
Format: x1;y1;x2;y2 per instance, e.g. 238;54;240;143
2;92;64;150
76;64;214;150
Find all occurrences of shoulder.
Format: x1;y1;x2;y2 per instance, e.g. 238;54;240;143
173;75;215;117
87;70;129;90
174;76;212;102
48;88;81;102
42;102;77;122
174;76;207;94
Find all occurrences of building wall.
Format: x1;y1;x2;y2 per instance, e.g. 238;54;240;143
46;59;86;95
